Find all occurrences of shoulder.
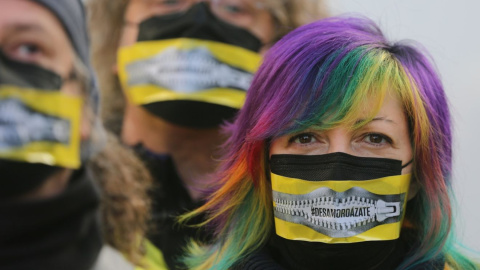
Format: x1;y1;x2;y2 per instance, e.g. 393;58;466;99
136;240;169;270
91;245;135;270
90;243;170;270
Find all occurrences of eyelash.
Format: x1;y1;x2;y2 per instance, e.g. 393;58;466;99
4;42;44;64
287;132;393;147
221;4;244;14
288;132;318;145
361;133;393;147
160;0;182;5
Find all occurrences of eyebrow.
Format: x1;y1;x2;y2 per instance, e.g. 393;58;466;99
2;22;56;45
355;117;397;125
5;23;48;34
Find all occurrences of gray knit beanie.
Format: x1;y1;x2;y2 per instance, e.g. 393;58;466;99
32;0;105;160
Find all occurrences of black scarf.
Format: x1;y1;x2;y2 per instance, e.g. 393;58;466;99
234;229;446;270
0;168;103;270
133;144;212;270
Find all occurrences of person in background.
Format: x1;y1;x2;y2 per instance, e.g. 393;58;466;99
0;0;166;269
180;16;479;269
87;0;328;268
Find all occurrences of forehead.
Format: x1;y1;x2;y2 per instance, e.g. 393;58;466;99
362;90;404;120
0;0;66;38
289;87;405;135
125;0;271;17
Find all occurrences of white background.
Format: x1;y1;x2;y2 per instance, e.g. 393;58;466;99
327;0;480;255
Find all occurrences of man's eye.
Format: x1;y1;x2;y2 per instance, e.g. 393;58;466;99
7;43;43;63
291;133;317;144
152;0;191;14
162;0;180;5
223;4;243;14
18;44;40;55
154;0;188;9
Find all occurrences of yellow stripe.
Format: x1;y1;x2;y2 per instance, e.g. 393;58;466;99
272;173;410;243
271;173;411;195
117;38;261;108
274;217;402;243
0;86;82;168
135;240;169;270
118;38;261;73
127;85;246;109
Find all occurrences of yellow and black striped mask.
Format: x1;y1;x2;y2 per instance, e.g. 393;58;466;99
270;152;412;244
118;3;262;128
0;53;82;169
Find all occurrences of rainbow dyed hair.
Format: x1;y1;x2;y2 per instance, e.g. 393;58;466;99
181;16;477;269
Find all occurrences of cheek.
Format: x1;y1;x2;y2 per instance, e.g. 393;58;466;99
399;133;414;173
269;137;288;156
60;79;83;96
259;45;270;56
248;13;275;45
119;1;153;48
125;0;155;23
60;82;91;141
43;45;75;80
80;106;92;141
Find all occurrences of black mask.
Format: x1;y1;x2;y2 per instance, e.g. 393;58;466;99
0;168;103;270
122;2;262;128
0;51;62;89
0;52;65;199
137;2;262;52
268;152;413;270
270;152;407;181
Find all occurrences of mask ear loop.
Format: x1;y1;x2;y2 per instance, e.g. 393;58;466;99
402;159;414;169
64;69;79;83
263;137;281;245
264;138;272;183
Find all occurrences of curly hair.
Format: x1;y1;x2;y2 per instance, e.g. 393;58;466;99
71;43;153;264
89;132;153;265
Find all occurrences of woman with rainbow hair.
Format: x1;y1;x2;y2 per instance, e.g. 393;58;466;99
181;16;478;269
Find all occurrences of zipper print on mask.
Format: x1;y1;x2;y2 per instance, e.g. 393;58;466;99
126;46;253;93
273;187;405;238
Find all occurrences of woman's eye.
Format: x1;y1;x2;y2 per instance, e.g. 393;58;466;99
291;133;317;144
362;133;391;146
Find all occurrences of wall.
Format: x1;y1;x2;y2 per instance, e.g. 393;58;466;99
327;0;480;254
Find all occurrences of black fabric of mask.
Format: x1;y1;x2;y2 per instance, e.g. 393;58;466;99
268;152;410;270
0;52;64;199
0;168;103;270
0;51;63;90
137;2;262;52
134;2;262;128
270;152;404;181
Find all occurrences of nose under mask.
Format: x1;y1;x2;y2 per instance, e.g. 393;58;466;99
269;152;412;243
267;152;413;269
0;52;83;198
117;2;262;128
